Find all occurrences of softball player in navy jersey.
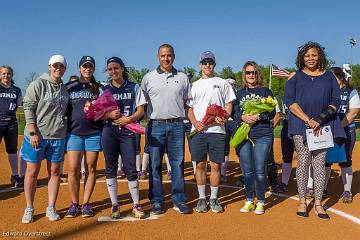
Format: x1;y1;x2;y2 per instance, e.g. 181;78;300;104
65;56;106;218
103;57;146;219
324;67;360;203
0;66;25;187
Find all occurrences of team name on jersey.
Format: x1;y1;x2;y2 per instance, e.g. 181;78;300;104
112;92;133;100
69;90;97;100
239;93;262;106
0;92;17;99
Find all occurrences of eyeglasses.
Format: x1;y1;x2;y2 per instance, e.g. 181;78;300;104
201;59;215;65
245;71;256;75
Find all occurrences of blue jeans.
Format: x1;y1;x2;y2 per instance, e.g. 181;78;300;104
147;120;186;204
236;135;272;203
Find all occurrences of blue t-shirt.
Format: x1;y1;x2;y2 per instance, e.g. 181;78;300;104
234;86;276;139
0;84;21;126
66;80;104;136
284;70;345;139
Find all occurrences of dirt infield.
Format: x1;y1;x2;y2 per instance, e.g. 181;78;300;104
1;136;360;240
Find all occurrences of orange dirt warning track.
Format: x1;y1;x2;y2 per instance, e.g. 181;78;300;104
0;136;360;240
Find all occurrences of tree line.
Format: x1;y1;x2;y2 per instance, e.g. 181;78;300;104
24;64;360;109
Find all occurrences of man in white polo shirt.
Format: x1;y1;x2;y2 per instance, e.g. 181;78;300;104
187;51;236;213
141;44;191;215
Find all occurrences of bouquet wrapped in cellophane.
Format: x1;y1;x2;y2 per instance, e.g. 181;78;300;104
84;90;145;134
230;96;276;148
190;104;229;137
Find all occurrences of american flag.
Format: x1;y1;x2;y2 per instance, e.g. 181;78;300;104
271;65;290;78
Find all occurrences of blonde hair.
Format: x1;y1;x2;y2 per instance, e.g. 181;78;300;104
241;61;263;88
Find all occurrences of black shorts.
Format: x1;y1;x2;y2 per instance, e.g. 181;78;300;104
190;132;226;164
0;122;18;154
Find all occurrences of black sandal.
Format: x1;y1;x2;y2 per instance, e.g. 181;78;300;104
314;205;330;220
296;202;309;218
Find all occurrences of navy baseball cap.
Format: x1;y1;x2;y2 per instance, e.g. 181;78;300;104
107;56;125;67
79;56;95;67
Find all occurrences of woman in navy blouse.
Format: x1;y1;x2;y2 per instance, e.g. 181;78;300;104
284;42;343;220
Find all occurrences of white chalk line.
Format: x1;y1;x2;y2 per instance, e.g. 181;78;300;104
2;179;360;225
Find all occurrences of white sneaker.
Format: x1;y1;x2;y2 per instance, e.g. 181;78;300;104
46;206;60;221
22;207;34;224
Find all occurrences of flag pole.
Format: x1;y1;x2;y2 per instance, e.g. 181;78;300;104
269;63;272;90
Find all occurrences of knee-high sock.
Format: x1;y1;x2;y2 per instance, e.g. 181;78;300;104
281;162;292;185
341;167;353;192
81;156;86;173
307;165;314;189
210;186;219;199
19;158;26;177
128;180;139;205
197;185;206;199
117;155;123;171
192;161;197;175
324;166;331;191
221;156;229;176
141;153;149;171
135;154;141;172
8;153;18;176
106;178;118;206
164;153;171;172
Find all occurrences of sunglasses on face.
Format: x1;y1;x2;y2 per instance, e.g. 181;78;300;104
201;59;215;65
245;71;256;75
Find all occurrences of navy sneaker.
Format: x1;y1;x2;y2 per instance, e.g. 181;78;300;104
81;204;94;217
173;202;192;214
65;203;80;218
151;203;164;215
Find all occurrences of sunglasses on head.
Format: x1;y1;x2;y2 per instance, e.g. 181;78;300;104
245;71;256;75
201;59;215;65
297;41;325;52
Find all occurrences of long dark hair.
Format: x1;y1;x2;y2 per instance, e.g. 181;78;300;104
89;76;100;96
296;41;328;71
330;66;353;89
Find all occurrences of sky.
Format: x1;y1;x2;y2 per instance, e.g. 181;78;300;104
1;0;359;91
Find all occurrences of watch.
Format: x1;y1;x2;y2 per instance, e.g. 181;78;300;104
29;131;36;136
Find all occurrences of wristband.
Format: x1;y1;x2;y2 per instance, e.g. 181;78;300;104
313;106;337;125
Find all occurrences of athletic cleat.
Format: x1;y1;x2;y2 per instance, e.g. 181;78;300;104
209;199;224;213
17;176;24;188
22;207;34;224
65;203;80;218
254;203;265;215
110;204;121;219
240;201;255;213
60;174;67;183
81;204;94;217
341;191;353;203
10;175;20;188
138;171;148;180
46;206;60;221
195;198;208;213
132;204;145;218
